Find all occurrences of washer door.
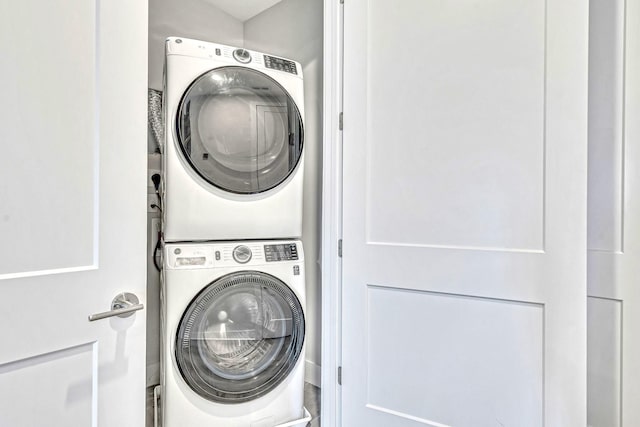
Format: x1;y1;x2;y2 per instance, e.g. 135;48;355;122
175;271;305;403
176;66;304;194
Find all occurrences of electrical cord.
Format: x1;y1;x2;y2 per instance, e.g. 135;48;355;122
151;173;162;210
153;230;162;272
151;173;163;272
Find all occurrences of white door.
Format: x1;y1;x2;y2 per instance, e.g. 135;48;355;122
0;0;148;425
341;0;588;426
587;0;640;424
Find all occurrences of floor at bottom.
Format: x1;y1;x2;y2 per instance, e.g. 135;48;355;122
305;382;321;426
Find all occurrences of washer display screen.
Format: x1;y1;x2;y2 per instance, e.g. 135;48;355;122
264;243;299;262
176;66;303;195
175;271;305;403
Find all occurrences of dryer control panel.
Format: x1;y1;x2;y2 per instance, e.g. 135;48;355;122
165;37;303;78
264;55;298;75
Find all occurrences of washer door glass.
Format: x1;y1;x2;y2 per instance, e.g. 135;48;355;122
175;271;305;403
176;66;304;194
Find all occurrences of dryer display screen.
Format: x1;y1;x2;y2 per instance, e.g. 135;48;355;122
264;243;298;262
264;55;298;74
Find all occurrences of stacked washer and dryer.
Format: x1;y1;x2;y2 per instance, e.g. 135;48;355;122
161;37;310;427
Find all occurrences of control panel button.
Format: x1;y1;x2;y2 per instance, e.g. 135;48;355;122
232;245;252;264
233;48;252;64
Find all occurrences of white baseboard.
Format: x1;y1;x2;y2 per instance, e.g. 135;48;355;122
305;360;321;387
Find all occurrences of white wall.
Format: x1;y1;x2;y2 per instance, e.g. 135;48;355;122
244;0;324;387
148;0;243;90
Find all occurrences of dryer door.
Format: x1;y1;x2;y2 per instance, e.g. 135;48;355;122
176;66;304;194
175;271;305;403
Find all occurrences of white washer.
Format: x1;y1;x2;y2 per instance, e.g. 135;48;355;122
163;37;305;242
162;240;308;427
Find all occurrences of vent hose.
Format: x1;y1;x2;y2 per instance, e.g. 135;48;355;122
148;89;164;153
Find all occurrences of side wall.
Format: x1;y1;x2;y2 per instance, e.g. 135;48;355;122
148;0;244;90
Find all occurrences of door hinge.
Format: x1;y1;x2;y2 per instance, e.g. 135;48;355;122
340;0;344;4
338;366;342;385
338;239;343;257
339;112;343;130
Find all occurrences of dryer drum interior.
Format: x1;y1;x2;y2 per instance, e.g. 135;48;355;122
175;271;305;404
176;66;304;195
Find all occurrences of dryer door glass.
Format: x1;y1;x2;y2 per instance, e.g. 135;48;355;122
175;271;305;403
176;66;304;194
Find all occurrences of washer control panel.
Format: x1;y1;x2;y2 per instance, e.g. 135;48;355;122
167;246;215;269
165;241;303;269
264;243;299;262
264;55;298;75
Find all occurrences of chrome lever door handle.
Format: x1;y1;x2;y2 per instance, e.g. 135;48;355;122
88;292;144;322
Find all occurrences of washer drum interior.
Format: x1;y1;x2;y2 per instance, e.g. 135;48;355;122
175;271;305;403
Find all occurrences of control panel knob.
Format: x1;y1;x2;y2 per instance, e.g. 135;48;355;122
232;245;252;264
232;48;252;64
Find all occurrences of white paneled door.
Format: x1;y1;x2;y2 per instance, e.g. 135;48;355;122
587;0;640;424
341;0;588;426
0;0;147;426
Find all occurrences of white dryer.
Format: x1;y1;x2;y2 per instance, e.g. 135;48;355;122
162;240;309;427
163;37;305;242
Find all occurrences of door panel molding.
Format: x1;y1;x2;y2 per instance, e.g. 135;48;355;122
341;0;588;426
588;0;640;424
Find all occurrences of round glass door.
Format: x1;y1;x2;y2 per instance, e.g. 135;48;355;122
175;271;305;403
176;66;304;194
